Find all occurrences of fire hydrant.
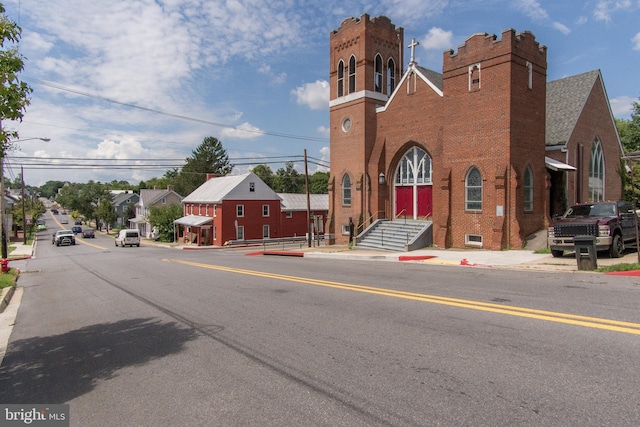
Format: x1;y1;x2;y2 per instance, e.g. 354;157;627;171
0;259;9;273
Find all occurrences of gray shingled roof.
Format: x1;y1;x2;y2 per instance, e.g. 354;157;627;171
277;193;329;211
546;69;600;147
416;65;443;91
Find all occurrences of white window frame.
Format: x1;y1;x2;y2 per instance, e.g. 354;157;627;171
237;204;244;217
263;225;270;239
262;205;270;217
237;226;244;240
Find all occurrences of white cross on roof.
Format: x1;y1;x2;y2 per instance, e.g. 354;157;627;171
408;38;419;65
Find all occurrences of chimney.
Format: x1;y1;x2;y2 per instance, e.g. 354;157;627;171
206;173;218;181
167;185;174;191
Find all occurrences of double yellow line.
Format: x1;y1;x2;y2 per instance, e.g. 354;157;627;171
165;259;640;335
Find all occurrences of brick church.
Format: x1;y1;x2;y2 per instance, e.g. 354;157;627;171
326;14;623;250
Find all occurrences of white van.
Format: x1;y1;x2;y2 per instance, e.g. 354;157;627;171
115;229;140;247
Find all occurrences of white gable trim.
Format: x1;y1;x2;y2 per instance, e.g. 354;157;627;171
376;63;444;113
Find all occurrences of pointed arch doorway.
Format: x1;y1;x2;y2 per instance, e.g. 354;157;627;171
394;147;432;219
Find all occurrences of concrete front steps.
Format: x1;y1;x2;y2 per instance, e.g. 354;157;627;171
355;219;433;252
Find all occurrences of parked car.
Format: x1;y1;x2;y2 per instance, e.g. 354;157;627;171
82;229;95;238
75;219;82;225
72;226;82;234
52;230;76;246
37;223;47;231
548;201;638;258
115;229;140;247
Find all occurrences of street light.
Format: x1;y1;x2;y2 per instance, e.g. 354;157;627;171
0;137;50;258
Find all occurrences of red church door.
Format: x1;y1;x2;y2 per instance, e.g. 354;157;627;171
395;185;432;218
394;147;433;220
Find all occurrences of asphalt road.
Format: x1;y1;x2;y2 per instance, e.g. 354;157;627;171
1;218;639;426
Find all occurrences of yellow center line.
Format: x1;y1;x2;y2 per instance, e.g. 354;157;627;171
164;258;640;335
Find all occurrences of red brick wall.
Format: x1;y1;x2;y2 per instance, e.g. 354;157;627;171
564;75;622;205
329;14;403;244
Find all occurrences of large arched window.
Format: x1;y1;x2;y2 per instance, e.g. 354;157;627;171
465;167;482;211
395;147;431;185
524;166;533;212
374;54;383;93
589;139;605;201
337;60;345;97
387;58;396;95
342;174;352;206
348;55;356;94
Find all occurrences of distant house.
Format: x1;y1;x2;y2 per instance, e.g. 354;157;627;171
176;173;329;246
130;186;183;238
112;191;140;227
277;193;329;238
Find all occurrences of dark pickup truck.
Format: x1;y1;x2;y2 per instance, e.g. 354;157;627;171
547;201;638;258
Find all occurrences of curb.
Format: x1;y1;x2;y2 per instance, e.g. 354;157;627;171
0;286;15;313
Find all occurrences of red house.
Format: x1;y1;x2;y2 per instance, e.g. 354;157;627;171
176;173;328;246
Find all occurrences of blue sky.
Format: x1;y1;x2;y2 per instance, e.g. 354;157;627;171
3;0;639;187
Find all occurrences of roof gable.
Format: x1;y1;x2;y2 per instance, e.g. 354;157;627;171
377;63;443;113
182;173;281;203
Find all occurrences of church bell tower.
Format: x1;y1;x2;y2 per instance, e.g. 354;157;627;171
327;14;403;244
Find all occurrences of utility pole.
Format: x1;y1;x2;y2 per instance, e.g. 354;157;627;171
0;155;6;259
21;165;26;244
304;149;311;247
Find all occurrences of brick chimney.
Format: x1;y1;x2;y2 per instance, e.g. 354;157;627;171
206;174;218;181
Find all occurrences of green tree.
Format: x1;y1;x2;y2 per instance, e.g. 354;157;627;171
96;198;117;232
273;161;304;193
309;171;329;194
0;3;32;155
37;180;65;199
618;99;640;201
251;164;274;189
174;136;233;196
149;202;182;242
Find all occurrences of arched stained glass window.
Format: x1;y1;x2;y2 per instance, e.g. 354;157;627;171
387;58;396;95
337;60;345;97
374;54;383;93
342;174;351;206
465;167;482;211
395;147;431;185
589;139;604;201
524;166;533;212
348;55;356;94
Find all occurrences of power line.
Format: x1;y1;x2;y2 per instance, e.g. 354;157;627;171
27;77;330;143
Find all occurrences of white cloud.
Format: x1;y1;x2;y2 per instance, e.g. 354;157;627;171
291;80;330;110
610;96;636;117
88;138;150;159
594;0;633;22
576;16;588;25
382;0;449;24
317;126;330;138
421;27;454;50
220;122;265;140
552;22;571;35
633;32;640;50
516;0;549;20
